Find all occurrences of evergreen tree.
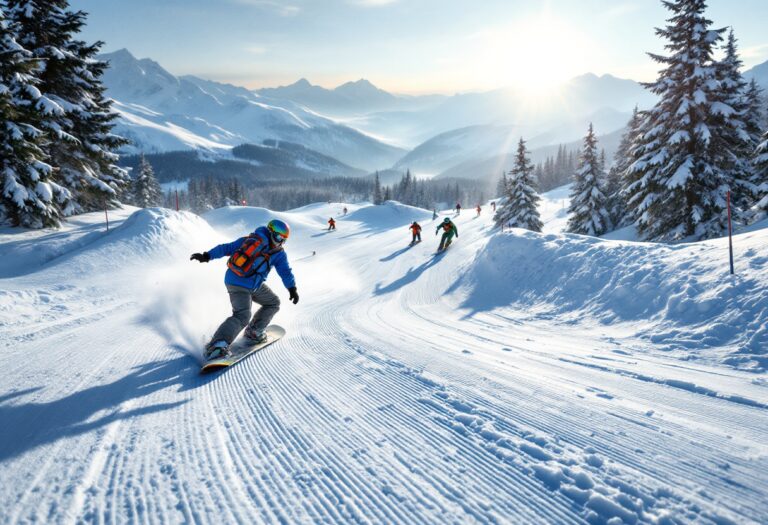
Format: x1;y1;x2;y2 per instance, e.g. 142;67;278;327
714;28;754;218
0;7;70;227
7;0;129;215
753;129;768;222
744;79;765;149
383;186;391;201
494;138;542;231
627;0;732;241
132;155;162;208
373;171;383;204
567;123;610;236
496;171;509;197
609;106;642;227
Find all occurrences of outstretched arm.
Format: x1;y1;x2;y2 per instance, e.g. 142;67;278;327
207;237;246;260
191;236;245;262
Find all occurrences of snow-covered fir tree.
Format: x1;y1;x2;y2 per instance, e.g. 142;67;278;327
131;156;162;208
627;0;737;241
753;129;768;221
607;106;642;228
714;28;754;218
372;171;383;205
0;7;70;227
6;0;129;215
567;123;610;236
494;138;542;232
743;80;765;148
496;171;509;197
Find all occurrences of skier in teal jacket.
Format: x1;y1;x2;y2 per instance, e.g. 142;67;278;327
435;218;458;251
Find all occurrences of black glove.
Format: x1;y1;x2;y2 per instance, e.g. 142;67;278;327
288;287;299;304
190;252;210;263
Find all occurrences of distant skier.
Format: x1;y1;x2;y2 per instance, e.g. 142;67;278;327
409;221;422;244
455;202;461;215
476;204;481;217
328;217;336;230
435;217;458;251
491;201;496;213
343;206;348;216
190;219;299;360
432;208;438;220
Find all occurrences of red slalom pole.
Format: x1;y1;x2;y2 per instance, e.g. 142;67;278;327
727;190;734;275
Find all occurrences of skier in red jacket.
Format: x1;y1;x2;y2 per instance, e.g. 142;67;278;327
409;221;422;244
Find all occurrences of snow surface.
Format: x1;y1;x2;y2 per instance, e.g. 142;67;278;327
1;197;766;523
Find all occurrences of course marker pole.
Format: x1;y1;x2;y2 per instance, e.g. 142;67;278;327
727;190;734;275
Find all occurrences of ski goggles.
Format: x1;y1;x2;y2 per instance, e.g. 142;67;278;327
270;231;288;244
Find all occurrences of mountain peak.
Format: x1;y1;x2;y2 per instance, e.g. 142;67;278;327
99;48;138;63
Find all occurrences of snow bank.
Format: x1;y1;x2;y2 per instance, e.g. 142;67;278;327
455;227;768;371
0;207;136;278
203;205;323;239
42;208;217;276
346;200;433;229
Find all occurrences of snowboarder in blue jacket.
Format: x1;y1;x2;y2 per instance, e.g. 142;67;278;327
191;219;299;360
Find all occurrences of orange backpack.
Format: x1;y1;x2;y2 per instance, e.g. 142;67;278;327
227;235;281;277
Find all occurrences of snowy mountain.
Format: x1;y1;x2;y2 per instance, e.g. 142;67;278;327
437;128;624;183
99;49;406;171
1;191;766;523
744;58;768;90
119;139;367;186
343;73;656;149
397;107;631;178
256;78;445;118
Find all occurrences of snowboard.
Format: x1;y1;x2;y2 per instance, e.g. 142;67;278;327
201;325;285;374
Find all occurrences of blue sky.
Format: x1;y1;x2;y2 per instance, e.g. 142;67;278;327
71;0;768;94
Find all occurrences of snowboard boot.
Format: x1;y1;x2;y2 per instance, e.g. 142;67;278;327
244;325;268;345
205;340;230;360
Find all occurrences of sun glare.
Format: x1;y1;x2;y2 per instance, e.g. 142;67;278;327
471;13;595;99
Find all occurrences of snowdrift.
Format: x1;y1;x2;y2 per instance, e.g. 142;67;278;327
44;208;217;275
346;200;433;229
455;227;768;371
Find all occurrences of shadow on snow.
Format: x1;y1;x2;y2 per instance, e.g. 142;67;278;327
373;253;446;295
0;355;207;462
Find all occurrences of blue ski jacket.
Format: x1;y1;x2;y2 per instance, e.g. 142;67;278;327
207;226;296;291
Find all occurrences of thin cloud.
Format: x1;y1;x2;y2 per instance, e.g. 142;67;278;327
246;45;267;55
604;2;642;18
230;0;300;16
741;43;768;60
349;0;399;7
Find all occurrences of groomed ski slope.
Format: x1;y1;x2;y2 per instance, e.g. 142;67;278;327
1;190;767;524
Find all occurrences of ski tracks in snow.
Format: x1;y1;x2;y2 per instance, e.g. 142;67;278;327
1;204;767;523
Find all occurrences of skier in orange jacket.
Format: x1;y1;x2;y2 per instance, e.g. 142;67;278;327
409;221;422;244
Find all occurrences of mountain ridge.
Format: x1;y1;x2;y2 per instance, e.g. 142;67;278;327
99;49;406;171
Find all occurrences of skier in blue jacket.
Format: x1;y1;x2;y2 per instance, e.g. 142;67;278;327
191;219;298;360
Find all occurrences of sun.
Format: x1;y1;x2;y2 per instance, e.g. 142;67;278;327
470;13;595;99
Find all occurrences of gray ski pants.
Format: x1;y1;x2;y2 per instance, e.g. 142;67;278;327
210;283;280;345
